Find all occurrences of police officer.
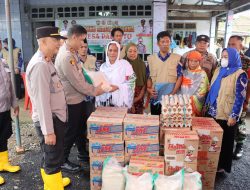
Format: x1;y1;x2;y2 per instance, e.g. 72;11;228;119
0;58;20;186
75;38;97;163
26;26;70;190
55;25;104;173
228;35;250;159
181;35;218;82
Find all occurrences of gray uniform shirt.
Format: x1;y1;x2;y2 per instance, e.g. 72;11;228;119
55;43;96;105
0;59;18;112
26;50;67;135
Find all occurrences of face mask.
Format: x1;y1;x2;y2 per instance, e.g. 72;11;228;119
221;58;229;68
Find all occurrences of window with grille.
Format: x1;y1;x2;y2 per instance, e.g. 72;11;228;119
89;5;118;17
185;23;196;29
31;7;54;19
173;23;184;29
122;5;152;16
167;23;173;29
31;5;152;19
56;6;85;18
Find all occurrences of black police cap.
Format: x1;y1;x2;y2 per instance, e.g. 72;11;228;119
36;26;67;40
196;35;210;43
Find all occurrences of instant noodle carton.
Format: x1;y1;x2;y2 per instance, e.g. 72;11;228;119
164;130;199;163
197;151;220;173
90;111;125;119
160;126;191;145
200;171;216;190
89;139;124;157
164;160;197;176
125;140;159;161
125;114;159;120
90;156;124;175
90;173;102;190
123;114;159;140
95;107;128;115
192;117;223;152
128;155;164;176
87;116;123;140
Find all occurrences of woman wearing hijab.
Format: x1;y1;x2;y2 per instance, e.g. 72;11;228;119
180;51;209;116
205;47;248;174
125;43;146;114
96;41;136;108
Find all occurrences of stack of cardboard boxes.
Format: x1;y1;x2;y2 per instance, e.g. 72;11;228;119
123;114;160;164
160;117;223;188
87;107;127;190
88;107;223;189
192;117;223;190
87;108;161;190
159;98;199;176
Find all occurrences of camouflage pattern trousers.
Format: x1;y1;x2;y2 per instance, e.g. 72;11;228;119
235;111;247;145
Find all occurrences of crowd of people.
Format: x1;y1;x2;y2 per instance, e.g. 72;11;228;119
0;24;250;189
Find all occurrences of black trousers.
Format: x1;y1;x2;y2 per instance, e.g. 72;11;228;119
34;117;65;174
15;73;22;99
64;101;85;162
150;103;162;115
75;100;95;161
0;110;12;152
216;119;237;173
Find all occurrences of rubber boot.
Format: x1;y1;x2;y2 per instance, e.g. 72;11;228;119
0;151;20;172
42;171;64;190
41;169;71;190
0;176;5;185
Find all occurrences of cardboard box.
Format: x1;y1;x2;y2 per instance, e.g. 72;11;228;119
125;114;159;120
87;116;123;140
160;127;191;145
90;156;125;175
128;155;164;176
89;139;124;157
197;151;220;172
192;117;223;152
200;171;216;190
164;130;199;163
90;173;102;190
95;107;128;115
123;114;159;140
125;140;159;158
90;111;125;119
164;160;197;176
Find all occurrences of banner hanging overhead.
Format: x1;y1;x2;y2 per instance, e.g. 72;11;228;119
56;18;153;54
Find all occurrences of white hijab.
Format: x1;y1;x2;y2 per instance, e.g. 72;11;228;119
96;41;135;108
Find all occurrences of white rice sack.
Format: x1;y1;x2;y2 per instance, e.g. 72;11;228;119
154;169;184;190
124;167;153;190
101;157;125;190
183;171;202;190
